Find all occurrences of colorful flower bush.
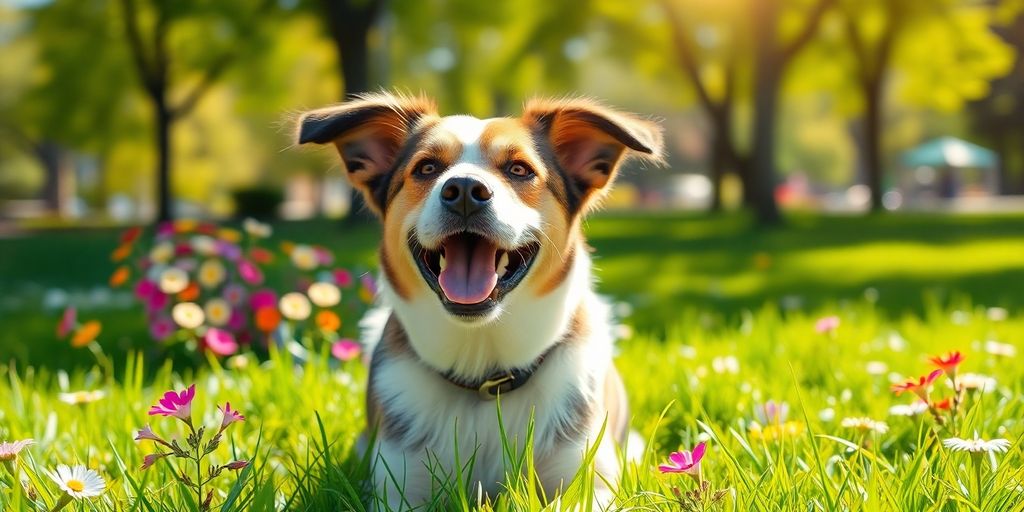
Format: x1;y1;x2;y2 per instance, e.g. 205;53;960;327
108;219;375;362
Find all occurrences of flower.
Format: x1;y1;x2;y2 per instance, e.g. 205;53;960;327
749;421;805;441
888;401;930;417
250;289;277;310
815;315;840;334
840;417;889;434
218;227;242;243
172;302;205;329
46;464;106;499
754;400;789;425
984;340;1016;358
109;265;131;287
314;246;334;266
134;279;158;300
150;241;175;264
943;434;1011;453
0;439;34;462
191;235;218;256
987;307;1008;322
224;460;249;471
177;282;201;301
204;298;232;327
711;355;739;374
307;282;342;307
219;402;245;430
133;425;168;446
865;361;888;375
223;283;247;306
70;321;101;348
203;328;238;356
279;292;312;321
932;397;952;410
146;291;169;312
111;244;132;262
58;390;106;405
238;259;264;285
929;351;964;374
57;306;77;338
334;269;353;287
316;310;342;332
891;369;943;402
159;267;189;294
255;307;281;332
243;218;271;238
332;339;361;361
249;247;274;264
149;316;176;340
140;453;167;470
291;245;319;270
198;259;226;288
121;226;142;244
955;373;997;392
658;442;706;476
174;219;197;233
148;384;195;423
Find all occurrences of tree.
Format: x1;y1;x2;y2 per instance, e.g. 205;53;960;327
318;0;384;98
118;0;275;221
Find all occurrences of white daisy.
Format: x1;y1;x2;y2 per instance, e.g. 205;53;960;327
46;464;106;499
243;218;272;238
279;292;312;321
172;302;205;329
952;373;997;393
840;417;889;434
307;282;341;308
58;390;107;405
159;267;190;294
984;340;1016;358
889;401;929;417
943;434;1011;454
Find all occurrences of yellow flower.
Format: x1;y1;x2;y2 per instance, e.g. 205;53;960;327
149;242;174;264
173;219;197;233
749;421;805;442
204;298;232;326
70;321;102;348
217;228;242;243
59;390;107;405
290;245;318;270
198;259;226;288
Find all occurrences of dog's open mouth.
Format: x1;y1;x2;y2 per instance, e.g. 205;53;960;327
410;232;540;316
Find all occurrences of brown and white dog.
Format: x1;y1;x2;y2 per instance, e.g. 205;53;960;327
297;93;663;510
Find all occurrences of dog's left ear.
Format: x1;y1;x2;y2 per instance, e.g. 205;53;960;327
297;93;438;216
523;98;664;212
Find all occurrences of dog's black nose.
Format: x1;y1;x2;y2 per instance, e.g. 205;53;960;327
440;176;492;217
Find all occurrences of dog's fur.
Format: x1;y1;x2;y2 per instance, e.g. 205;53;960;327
298;93;663;509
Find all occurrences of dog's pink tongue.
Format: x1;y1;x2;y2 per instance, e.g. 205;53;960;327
438;237;498;304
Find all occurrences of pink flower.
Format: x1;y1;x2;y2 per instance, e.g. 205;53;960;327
815;316;840;334
146;291;169;312
360;274;377;296
203;328;239;356
219;402;245;430
238;259;264;285
0;439;34;461
332;339;361;361
148;384;196;423
334;269;353;287
57;306;77;338
224;460;249;471
135;279;158;300
249;289;277;310
658;442;706;477
134;425;169;445
314;246;334;266
156;221;174;239
149;316;175;340
227;310;246;331
141;452;167;470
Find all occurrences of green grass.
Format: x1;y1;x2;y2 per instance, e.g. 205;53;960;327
2;212;1024;510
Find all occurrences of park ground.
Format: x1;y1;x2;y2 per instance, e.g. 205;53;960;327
1;212;1024;510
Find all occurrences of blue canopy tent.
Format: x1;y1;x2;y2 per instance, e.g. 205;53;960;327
900;137;999;200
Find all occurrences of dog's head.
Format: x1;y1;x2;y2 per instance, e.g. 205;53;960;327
298;93;663;324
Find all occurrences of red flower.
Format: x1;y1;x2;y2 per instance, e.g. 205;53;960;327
120;226;142;244
933;397;952;410
892;369;943;402
929;351;964;374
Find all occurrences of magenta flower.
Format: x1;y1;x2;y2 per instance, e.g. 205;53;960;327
815;316;840;334
314;247;334;266
249;289;277;310
238;259;264;285
134;425;170;447
658;442;706;477
334;269;353;287
149;316;175;340
219;402;245;430
227;310;246;331
224;460;249;471
156;221;174;239
332;339;361;362
57;306;77;338
148;384;196;423
203;328;239;356
141;453;168;470
135;279;158;300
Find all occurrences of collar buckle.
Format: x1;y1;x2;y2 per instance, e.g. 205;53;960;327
477;373;515;400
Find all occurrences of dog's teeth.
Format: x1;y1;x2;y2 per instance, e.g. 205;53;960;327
439;253;447;271
496;251;509;277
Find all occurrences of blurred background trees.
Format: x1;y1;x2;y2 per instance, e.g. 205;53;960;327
1;0;1021;226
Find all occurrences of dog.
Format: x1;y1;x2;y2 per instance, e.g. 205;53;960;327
297;93;664;510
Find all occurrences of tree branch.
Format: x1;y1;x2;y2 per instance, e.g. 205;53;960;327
170;52;234;118
782;0;837;63
659;0;721;116
119;0;159;96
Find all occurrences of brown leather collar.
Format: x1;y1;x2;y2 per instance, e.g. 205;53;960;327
440;345;558;400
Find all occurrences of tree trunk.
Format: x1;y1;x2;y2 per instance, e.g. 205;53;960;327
155;98;173;222
863;77;884;211
322;0;381;98
750;0;783;226
37;141;75;217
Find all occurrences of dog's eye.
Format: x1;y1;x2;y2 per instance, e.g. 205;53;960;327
414;160;440;177
506;162;534;179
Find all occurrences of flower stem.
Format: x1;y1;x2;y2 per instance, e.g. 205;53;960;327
973;453;984;508
48;492;72;512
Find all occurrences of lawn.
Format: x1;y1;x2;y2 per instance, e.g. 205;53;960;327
1;213;1023;510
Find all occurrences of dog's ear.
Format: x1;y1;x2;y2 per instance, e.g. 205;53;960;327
523;98;664;213
297;93;438;216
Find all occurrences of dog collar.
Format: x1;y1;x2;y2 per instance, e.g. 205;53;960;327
440;346;556;400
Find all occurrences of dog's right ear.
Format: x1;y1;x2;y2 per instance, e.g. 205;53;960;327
297;93;437;216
